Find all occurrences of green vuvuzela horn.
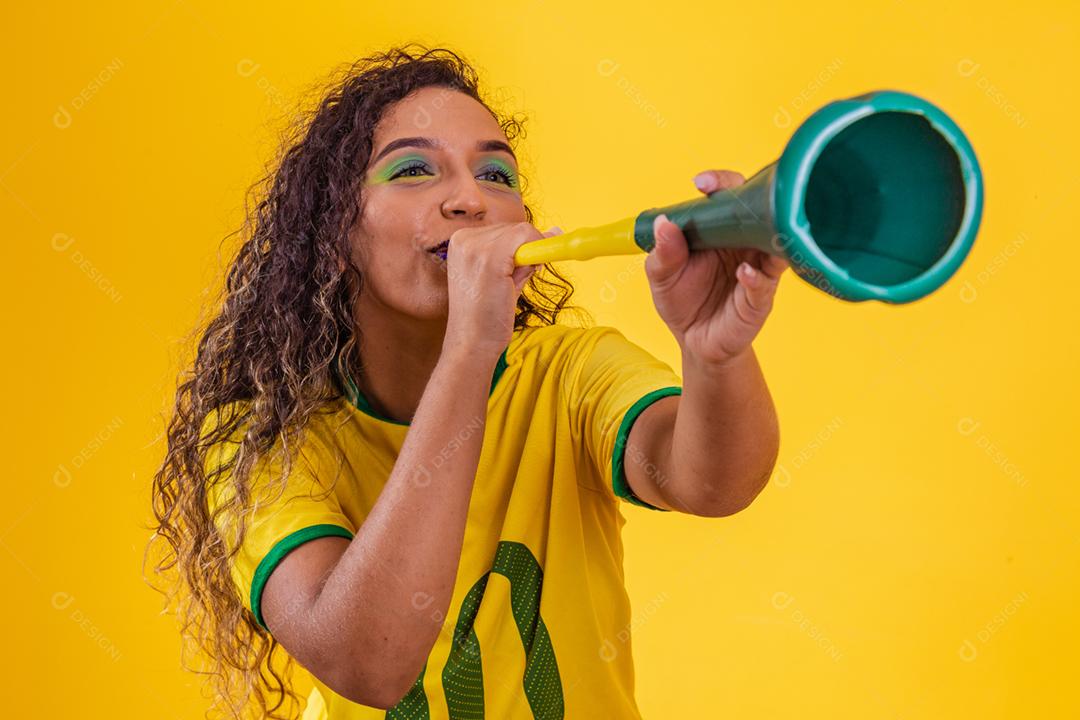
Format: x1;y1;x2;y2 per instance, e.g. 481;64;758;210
514;90;984;303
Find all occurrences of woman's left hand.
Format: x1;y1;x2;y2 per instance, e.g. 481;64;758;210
644;169;790;366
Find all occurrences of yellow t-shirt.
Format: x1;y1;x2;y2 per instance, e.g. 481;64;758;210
203;323;683;719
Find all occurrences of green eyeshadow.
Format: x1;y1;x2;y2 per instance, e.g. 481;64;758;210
367;153;519;191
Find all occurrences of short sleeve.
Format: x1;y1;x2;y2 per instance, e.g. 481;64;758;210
202;406;355;631
565;326;683;511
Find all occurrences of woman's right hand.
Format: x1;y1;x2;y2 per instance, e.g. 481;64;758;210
441;222;562;362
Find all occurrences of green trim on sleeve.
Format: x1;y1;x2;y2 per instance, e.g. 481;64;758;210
611;386;683;511
250;523;354;631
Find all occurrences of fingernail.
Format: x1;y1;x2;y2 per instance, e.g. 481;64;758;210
740;262;757;278
694;172;716;193
655;214;670;238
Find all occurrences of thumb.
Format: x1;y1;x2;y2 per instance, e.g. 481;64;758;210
511;225;559;294
644;214;689;287
512;263;536;294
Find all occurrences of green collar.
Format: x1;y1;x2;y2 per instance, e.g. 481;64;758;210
334;347;510;426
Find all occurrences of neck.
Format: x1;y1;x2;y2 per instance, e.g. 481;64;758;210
350;293;451;424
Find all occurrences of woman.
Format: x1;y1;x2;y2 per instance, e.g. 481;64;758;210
148;44;786;720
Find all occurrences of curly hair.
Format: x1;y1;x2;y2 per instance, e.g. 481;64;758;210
145;44;583;719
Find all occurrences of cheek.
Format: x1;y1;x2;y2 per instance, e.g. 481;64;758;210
354;223;441;309
360;235;418;288
493;193;528;222
360;192;432;255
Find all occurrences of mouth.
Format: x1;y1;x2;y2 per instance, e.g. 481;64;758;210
427;238;450;260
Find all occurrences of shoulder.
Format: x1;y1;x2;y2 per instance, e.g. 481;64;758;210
507;323;626;364
198;399;343;481
504;324;626;384
199;400;251;467
504;324;657;403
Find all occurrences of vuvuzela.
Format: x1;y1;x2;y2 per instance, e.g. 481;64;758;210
513;89;984;304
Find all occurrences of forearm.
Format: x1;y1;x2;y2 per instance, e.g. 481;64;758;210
667;346;779;516
311;346;494;693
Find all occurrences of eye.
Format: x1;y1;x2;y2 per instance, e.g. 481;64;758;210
389;160;433;180
478;165;518;188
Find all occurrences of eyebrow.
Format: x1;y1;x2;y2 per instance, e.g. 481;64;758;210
370;137;517;165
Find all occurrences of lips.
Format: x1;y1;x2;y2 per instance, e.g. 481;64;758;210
427;239;450;254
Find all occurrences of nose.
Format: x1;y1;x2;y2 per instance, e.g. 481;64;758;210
440;169;487;219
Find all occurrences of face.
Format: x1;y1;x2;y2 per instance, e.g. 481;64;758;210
349;86;527;321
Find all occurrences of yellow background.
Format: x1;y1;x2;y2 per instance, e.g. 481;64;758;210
7;1;1076;717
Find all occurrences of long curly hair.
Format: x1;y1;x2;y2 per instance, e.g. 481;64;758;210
145;44;583;719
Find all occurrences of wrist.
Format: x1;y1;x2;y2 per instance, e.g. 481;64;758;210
438;342;500;376
681;344;755;379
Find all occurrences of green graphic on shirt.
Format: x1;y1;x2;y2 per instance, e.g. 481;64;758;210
443;540;564;719
384;541;563;719
493;542;564;719
441;572;489;718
